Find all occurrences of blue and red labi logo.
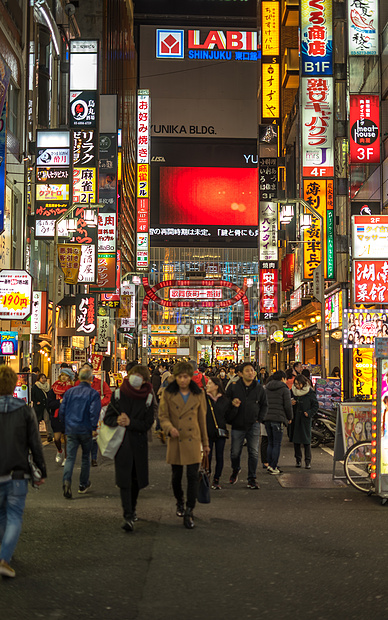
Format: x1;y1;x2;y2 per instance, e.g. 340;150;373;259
156;30;184;59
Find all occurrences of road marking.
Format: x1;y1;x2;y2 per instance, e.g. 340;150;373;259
321;446;334;457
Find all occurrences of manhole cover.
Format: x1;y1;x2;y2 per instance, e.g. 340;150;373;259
277;473;346;489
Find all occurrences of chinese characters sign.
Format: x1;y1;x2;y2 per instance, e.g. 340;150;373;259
30;291;48;335
352;348;373;397
259;158;277;201
76;294;97;336
169;289;222;300
303;179;334;279
301;0;333;76
352;216;388;259
348;0;378;56
261;1;279;56
301;76;333;177
0;270;32;320
259;265;278;320
90;254;116;291
259;202;278;262
350;95;380;164
77;244;96;284
98;213;116;252
70;91;97;128
57;244;82;284
261;62;280;120
136;90;150;270
73;168;96;203
354;261;388;304
95;316;110;352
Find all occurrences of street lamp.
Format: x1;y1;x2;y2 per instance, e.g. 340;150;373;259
51;203;103;377
278;198;326;379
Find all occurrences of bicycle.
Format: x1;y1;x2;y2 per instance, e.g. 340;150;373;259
343;440;374;494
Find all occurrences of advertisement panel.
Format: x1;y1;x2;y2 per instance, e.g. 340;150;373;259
261;62;280;120
136;91;150;270
348;0;378;56
325;290;342;330
99;133;117;211
57;244;82;284
0;331;18;355
0;270;32;320
77;244;96;284
90;254;116;291
98;213;116;253
339;402;372;454
301;0;333;76
354;260;388;304
259;266;278;320
30;291;48;335
353;347;374;398
36;184;69;202
303;179;334;279
169;289;222;300
73;167;97;203
70;91;97;128
259;158;277;202
75;294;97;336
95;316;110;352
261;1;279;56
259;202;278;262
301;76;334;177
352;215;388;259
350;95;380;164
343;309;388;348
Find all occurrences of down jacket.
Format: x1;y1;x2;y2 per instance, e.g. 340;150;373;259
264;379;293;426
225;378;268;430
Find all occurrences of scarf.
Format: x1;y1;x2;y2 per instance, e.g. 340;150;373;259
35;380;49;393
52;379;71;398
207;392;222;402
292;384;310;397
120;378;153;400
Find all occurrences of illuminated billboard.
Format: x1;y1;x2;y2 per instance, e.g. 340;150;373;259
301;0;333;76
301;76;334;177
349;95;380;164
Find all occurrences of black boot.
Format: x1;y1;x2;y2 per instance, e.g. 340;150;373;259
183;508;194;529
176;502;185;517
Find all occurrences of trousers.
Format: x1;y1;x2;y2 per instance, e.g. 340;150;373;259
171;463;199;510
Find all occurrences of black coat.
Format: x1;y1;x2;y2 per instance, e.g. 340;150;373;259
225;378;268;430
264;380;293;425
206;394;231;442
104;387;155;489
289;388;319;444
31;384;48;422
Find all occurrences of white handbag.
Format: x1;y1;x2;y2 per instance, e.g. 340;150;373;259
97;423;125;459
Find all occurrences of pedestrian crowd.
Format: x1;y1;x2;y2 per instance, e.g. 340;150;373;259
0;358;319;578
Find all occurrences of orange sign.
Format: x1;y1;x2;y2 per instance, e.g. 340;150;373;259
58;244;82;284
262;1;280;55
303;179;334;280
262;62;280;119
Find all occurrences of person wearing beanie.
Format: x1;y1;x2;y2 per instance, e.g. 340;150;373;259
46;369;74;466
159;361;209;530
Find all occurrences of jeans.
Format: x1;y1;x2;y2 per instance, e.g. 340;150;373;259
265;421;283;469
260;435;269;464
120;464;140;520
208;437;226;481
0;479;28;564
230;422;260;481
63;434;93;488
171;463;199;510
294;443;312;464
91;438;98;461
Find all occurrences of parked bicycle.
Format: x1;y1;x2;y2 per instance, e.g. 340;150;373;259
343;440;373;494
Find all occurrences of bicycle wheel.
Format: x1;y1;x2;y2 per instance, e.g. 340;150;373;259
344;441;374;493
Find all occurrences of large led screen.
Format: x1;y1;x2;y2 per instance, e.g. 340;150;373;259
159;167;258;226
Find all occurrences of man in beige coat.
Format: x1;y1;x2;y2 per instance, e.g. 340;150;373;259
159;361;210;529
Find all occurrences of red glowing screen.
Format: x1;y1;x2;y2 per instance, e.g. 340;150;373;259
159;167;258;226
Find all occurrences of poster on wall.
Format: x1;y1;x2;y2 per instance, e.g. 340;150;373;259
315;377;341;410
339;402;372;454
348;0;378;56
343;309;388;348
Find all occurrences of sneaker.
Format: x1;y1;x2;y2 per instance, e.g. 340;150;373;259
296;461;302;468
61;458;66;467
305;463;311;469
229;468;241;484
63;481;72;499
268;467;281;475
211;479;222;490
55;451;63;464
78;482;92;494
121;519;134;532
0;559;15;578
176;502;185;517
91;459;98;467
247;479;260;489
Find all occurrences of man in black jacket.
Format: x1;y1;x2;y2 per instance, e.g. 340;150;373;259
226;363;268;489
0;365;47;578
264;370;293;475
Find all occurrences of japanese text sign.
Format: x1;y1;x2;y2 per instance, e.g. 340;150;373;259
0;331;18;355
169;289;222;300
261;62;280;120
259;267;278;319
0;270;32;320
301;0;333;76
303;178;334;279
259;202;278;262
77;244;96;284
301;76;333;177
348;0;378;56
70;91;97;128
137;93;150;164
352;216;388;259
73;168;96;203
261;1;279;56
350;95;380;164
58;244;82;284
76;294;97;336
354;261;388;305
30;291;48;335
259;158;277;201
95;316;110;352
352;348;373;397
98;213;116;252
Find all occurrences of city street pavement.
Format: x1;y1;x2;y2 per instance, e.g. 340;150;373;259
1;436;388;620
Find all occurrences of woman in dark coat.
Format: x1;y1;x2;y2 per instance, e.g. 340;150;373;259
31;373;49;424
104;365;155;532
205;376;231;490
289;374;319;469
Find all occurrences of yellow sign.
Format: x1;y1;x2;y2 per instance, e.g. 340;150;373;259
137;164;149;198
352;348;373;398
151;348;177;356
58;244;82;284
273;330;284;343
262;62;280;119
151;325;177;334
262;1;280;55
36;184;70;201
303;179;334;280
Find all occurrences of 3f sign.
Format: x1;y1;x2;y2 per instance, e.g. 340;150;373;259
357;147;374;161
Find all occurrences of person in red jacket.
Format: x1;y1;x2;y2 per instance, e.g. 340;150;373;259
188;360;208;390
75;363;112;466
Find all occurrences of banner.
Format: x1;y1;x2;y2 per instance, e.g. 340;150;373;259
354;261;388;305
352;348;374;398
348;0;378;56
349;95;380;164
301;76;334;177
76;294;97;336
259;264;278;320
259;202;278;262
301;0;333;76
0;270;32;320
303;179;334;279
58;244;82;284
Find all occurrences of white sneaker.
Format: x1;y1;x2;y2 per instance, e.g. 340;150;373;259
61;458;66;467
55;451;63;464
269;467;281;475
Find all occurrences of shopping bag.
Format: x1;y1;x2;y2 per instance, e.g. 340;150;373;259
97;423;125;459
197;455;211;504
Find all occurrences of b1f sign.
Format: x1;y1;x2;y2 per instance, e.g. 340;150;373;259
301;0;333;76
350;95;380;164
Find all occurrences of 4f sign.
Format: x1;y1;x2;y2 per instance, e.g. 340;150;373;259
156;30;184;59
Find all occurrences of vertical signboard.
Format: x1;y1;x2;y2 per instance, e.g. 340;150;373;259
259;201;278;262
261;0;280;122
30;291;48;335
301;76;334;177
301;0;333;76
0;103;6;234
259;158;277;201
349;95;380;164
136;90;150;270
348;0;378;56
76;294;97;336
303;178;334;279
259;264;278;320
